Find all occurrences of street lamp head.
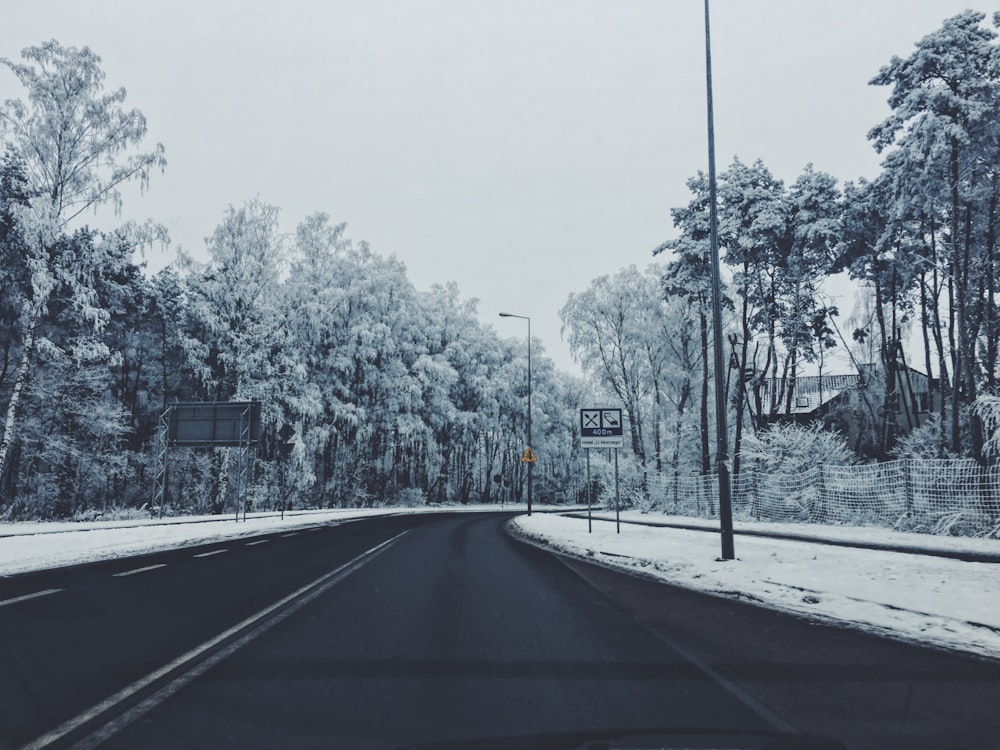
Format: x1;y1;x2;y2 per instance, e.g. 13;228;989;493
499;311;529;321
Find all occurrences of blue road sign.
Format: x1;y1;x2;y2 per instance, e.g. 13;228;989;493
580;407;624;448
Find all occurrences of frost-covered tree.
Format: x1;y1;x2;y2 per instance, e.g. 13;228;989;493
717;158;788;459
0;41;165;502
8;228;141;515
868;10;1000;457
179;198;284;401
780;165;841;404
176;198;285;512
656;172;725;476
561;266;656;469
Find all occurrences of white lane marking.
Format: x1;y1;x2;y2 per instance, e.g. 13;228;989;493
192;550;227;559
280;533;298;538
22;529;412;750
112;564;167;578
245;539;269;546
0;588;62;608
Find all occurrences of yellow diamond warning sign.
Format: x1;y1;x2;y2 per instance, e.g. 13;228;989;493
521;447;538;463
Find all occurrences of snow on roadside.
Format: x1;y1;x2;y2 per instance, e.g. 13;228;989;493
0;505;529;577
589;508;1000;557
512;512;1000;662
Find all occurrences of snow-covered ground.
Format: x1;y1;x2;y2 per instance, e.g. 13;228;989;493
513;510;1000;662
3;505;998;663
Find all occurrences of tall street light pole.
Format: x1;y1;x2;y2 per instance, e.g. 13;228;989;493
704;0;735;560
499;312;532;515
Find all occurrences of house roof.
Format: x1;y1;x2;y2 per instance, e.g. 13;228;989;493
757;374;857;416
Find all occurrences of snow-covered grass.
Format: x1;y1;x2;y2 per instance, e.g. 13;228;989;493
513;510;1000;662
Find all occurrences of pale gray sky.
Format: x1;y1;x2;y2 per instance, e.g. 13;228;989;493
0;1;981;373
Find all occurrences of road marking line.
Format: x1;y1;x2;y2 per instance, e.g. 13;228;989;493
112;564;167;578
22;528;411;750
192;550;227;558
245;539;269;546
280;532;298;538
0;589;62;608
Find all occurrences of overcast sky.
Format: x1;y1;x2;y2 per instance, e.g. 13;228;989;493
0;1;982;374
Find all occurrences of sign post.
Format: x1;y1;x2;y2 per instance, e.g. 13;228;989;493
586;449;592;533
580;408;624;533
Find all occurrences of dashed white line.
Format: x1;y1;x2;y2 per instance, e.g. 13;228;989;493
112;564;167;578
0;588;62;608
21;529;412;750
193;549;227;558
280;533;298;538
245;539;269;546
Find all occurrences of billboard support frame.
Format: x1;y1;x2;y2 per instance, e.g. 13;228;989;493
151;401;261;520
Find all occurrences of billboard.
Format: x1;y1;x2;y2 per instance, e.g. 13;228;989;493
168;401;262;447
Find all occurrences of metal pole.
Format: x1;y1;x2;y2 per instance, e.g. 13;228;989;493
614;448;621;534
499;312;533;515
587;449;592;533
705;0;735;559
527;316;533;516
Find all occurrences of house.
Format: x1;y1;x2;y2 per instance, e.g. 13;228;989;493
755;365;936;452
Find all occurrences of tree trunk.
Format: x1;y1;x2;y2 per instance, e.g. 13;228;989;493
0;306;41;504
928;218;949;446
950;140;962;454
986;181;998;396
731;300;752;500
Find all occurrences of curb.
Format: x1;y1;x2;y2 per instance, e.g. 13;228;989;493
563;512;1000;564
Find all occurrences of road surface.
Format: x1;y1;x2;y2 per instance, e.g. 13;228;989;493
1;512;998;749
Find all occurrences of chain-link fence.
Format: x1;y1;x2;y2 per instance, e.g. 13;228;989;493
643;459;1000;538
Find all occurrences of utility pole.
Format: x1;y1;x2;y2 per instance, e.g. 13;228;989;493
704;0;735;560
499;312;533;515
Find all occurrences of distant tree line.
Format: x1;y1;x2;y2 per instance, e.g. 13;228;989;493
0;41;586;518
5;11;1000;519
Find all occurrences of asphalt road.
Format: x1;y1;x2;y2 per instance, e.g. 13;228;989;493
1;512;998;750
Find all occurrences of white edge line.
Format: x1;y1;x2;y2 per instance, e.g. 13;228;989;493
0;589;62;608
244;540;269;546
111;564;167;578
192;550;227;558
21;528;411;750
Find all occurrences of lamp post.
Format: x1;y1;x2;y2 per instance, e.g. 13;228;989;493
499;312;532;515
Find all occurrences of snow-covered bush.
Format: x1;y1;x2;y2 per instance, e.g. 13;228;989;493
740;422;855;475
893;414;961;460
974;397;1000;461
738;423;855;523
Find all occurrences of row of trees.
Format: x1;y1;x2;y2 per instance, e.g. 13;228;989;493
561;11;1000;497
0;179;589;516
0;41;588;518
